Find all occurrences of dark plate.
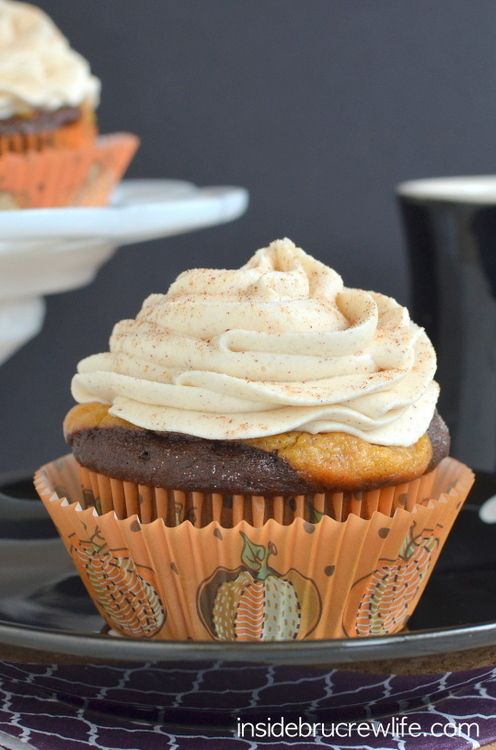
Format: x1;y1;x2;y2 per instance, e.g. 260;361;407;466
0;470;495;725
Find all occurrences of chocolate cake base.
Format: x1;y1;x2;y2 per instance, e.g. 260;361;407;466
0;107;81;136
66;411;450;496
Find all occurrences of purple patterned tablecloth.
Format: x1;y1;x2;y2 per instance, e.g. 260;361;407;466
0;661;494;749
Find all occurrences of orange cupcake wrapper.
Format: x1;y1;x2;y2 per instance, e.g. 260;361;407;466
34;455;474;641
76;461;441;526
0;133;139;208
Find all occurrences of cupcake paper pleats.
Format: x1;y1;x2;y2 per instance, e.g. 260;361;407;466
76;461;441;526
34;455;474;641
0;133;138;209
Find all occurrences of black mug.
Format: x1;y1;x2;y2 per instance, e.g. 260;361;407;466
398;177;496;472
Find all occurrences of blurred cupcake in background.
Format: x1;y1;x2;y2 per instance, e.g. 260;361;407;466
0;0;138;208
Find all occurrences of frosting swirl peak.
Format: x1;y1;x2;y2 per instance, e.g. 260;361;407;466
0;0;100;119
72;239;439;445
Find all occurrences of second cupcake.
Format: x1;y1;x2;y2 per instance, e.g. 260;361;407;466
0;0;138;208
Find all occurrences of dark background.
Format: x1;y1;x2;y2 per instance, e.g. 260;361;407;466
2;0;496;475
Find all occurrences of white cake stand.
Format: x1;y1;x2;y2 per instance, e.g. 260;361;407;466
0;179;248;365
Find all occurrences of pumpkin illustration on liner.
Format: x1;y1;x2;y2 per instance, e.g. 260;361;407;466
198;531;321;641
72;526;165;638
344;524;440;637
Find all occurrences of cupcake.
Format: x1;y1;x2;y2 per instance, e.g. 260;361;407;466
36;239;474;640
0;0;138;208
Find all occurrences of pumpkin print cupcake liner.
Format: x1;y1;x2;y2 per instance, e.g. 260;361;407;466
74;461;443;527
0;132;138;209
35;454;473;641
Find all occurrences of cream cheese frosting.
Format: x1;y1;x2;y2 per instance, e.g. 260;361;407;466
71;239;440;446
0;0;100;119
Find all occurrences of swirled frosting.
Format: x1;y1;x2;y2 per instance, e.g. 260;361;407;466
71;239;440;446
0;0;100;119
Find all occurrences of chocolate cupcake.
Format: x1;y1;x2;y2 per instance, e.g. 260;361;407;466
36;239;474;640
0;0;137;207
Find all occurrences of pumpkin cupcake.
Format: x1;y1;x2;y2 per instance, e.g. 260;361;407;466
35;239;473;640
65;238;450;511
0;0;137;207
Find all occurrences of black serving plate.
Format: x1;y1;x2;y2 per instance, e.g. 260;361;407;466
0;470;495;725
